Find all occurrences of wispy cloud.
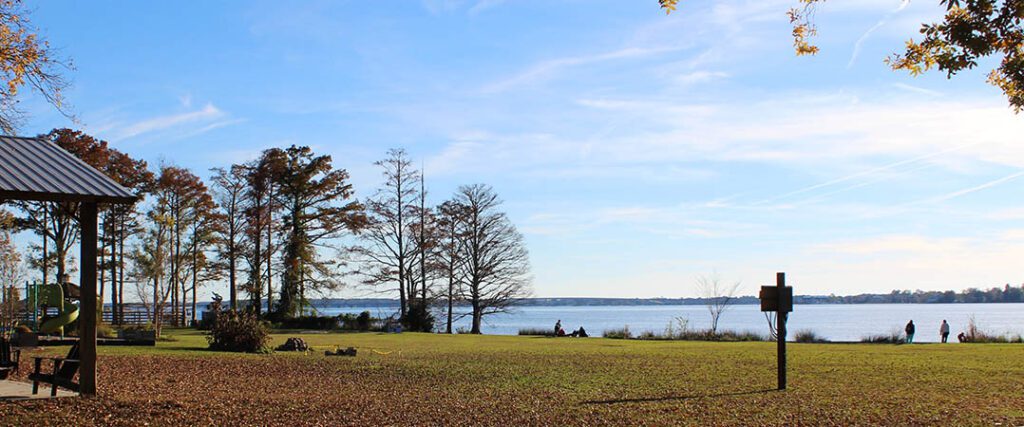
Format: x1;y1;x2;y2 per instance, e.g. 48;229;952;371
920;169;1024;204
107;103;241;142
481;46;683;94
674;70;729;86
848;0;911;68
468;0;505;15
892;82;942;97
754;142;982;206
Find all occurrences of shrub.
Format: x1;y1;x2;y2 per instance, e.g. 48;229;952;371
861;328;903;344
207;310;271;353
603;325;632;339
962;316;1024;343
96;322;115;339
337;311;381;332
401;301;436;333
624;326;766;342
518;327;555;336
356;311;372;331
274;316;338;330
794;329;828;343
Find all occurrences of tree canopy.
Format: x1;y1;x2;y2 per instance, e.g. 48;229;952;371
0;0;71;133
660;0;1024;111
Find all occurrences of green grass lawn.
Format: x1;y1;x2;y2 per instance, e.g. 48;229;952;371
3;331;1023;426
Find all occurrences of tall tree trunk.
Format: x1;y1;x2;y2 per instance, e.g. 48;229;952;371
419;172;427;305
266;189;274;314
191;239;198;325
109;216;118;324
446;275;454;334
117;218;126;324
471;301;481;334
171;217;179;326
99;217;107;321
42;205;48;285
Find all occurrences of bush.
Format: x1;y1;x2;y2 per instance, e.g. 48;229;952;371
273;316;338;330
518;327;555;336
609;323;766;342
603;326;632;339
356;311;372;331
97;322;115;339
337;311;381;332
207;310;271;353
962;316;1024;343
794;329;828;343
860;329;904;344
401;301;436;333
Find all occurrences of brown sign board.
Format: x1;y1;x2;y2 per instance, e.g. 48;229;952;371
759;285;793;313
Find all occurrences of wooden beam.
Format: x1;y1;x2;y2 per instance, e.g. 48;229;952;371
79;202;98;395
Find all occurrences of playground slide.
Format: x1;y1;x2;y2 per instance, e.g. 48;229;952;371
37;283;80;335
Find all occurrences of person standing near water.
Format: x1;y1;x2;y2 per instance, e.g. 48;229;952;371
554;319;562;336
905;320;916;343
940;320;950;343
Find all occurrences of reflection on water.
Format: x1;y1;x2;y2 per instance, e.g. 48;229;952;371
314;303;1024;342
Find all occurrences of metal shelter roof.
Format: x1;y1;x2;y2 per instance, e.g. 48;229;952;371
0;135;136;204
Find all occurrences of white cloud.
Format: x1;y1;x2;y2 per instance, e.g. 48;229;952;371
481;46;684;94
916;170;1024;205
848;0;911;68
113;103;226;141
801;232;1024;293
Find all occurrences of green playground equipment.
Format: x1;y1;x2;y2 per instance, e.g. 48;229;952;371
26;282;80;335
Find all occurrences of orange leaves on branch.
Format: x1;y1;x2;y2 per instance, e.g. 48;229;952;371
659;0;679;14
0;0;71;134
885;1;1024;112
788;0;823;56
656;0;1024;112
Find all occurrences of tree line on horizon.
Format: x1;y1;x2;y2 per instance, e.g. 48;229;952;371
0;129;532;335
823;284;1024;305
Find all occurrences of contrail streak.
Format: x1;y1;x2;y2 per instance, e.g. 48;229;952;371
753;141;980;206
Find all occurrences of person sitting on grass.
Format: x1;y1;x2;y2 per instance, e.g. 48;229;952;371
556;327;566;337
576;326;588;338
905;320;915;344
958;332;968;343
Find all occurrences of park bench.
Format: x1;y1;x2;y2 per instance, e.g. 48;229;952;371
0;336;20;379
29;342;80;396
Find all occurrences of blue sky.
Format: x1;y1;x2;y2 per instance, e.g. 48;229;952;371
16;0;1024;299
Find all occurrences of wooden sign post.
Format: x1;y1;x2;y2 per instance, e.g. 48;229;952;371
759;272;792;390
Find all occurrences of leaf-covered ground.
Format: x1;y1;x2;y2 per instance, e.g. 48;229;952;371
1;331;1022;426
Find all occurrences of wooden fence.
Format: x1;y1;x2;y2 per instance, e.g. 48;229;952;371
18;308;191;327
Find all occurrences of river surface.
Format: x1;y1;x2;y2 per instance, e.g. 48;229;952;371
312;303;1024;342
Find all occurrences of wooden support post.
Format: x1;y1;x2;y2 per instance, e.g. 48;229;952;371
79;202;98;395
776;272;787;391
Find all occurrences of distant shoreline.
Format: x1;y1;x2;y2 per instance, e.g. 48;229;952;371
294;296;1024;308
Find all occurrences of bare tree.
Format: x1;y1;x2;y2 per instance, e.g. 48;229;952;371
0;210;25;335
695;273;742;334
453;184;532;334
210;166;247;311
131;207;174;337
355;149;420;318
436;200;466;334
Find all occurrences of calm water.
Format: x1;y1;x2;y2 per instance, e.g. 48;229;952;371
314;303;1024;342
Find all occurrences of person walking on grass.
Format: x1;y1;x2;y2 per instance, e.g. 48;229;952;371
905;320;916;344
940;320;950;343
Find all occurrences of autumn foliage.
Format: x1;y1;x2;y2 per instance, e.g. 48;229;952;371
206;310;271;353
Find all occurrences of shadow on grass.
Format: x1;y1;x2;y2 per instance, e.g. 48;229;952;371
581;388;777;405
